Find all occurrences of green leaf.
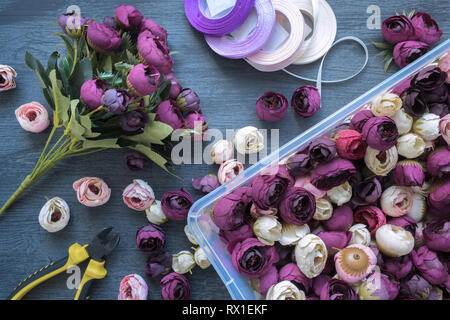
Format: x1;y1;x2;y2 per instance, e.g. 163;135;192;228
49;70;70;126
407;10;416;18
79;115;101;139
66;100;85;140
68;57;93;100
54;32;74;59
82;138;120;149
114;62;134;72
97;72;115;81
376;49;391;57
130;144;170;173
125;119;173;146
126;50;140;65
47;51;60;74
103;55;113;74
25;52;51;89
372;41;394;50
384;56;394;73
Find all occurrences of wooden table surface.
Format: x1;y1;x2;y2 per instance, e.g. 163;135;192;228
0;0;448;300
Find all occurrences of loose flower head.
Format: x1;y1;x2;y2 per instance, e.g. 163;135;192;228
335;130;367;160
234;126;264;155
118;274;148;300
371;92;402;117
210;139;234;164
309;136;337;163
122;179;155;211
334;244;377;283
15;102;50;133
393;160;425;187
310;158;356;191
376;224;415;257
413;113;442;141
136;224;165;255
380;185;414;217
392;108;413;135
291;86;321;118
172;251;196;274
145;200;167;225
0;64;17;92
194;247;211;269
294;234;328;279
320;278;358;300
38;197;70;233
361;116;399;151
266;281;306;300
124;151;149;171
160;272;190;300
87;21;122;52
217;159;244;184
364;146;398;176
279;187;316;226
73;177;111;207
253;216;282;246
161;188;193;221
256;92;288;122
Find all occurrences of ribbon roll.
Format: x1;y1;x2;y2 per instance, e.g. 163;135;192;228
246;0;305;72
291;0;337;65
204;0;276;59
184;0;256;36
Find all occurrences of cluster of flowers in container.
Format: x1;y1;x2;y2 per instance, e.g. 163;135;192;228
209;56;450;300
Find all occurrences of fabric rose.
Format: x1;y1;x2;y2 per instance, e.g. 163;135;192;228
38;197;70;233
185;112;207;140
361;116;399;151
252;266;278;296
73;177;111;207
102;89;130;114
213;193;247;231
184;225;198;245
383;255;413;280
156;100;185;130
103;16;118;30
350;109;374;132
127;63;160;96
364;146;398;176
176;88;201;113
253;216;282;246
279;187;316;226
322;204;354;232
313;198;333;221
194;247;211;269
234;126;264;155
87;21;122;52
122;179;155;211
279;263;312;293
376;224;414;257
403;88;428;117
371;92;402;117
291;85;321;118
335;244;377;284
407;193;427;222
192;175;220;194
119;110;149;132
136;224;165;255
393;160;425;187
423;219;450;252
439;114;450;145
266;281;306;300
335;130;366;160
210;139;234;164
380;186;414;217
354;206;386;236
138;30;173;74
279;223;310;246
400;274;432;299
114;5;143;29
58;12;87;38
145;200;167;225
396;133;426;159
427;180;450;218
15;102;50;133
145;251;172;278
320;279;358;300
411;66;447;94
160;273;190;300
294;175;327;198
118;274;148;300
217;159;244;184
163;74;182;100
411;246;448;285
326;182;352;206
389;215;417;235
231;238;279;278
413;113;442;141
351;177;382;206
359;272;400;300
80;79;108;110
427;148;450;179
308;136;337;163
125;151;149;171
411;12;443;45
382;15;416;44
317;231;352;254
310;158;356;191
392;108;413;135
219;223;254;245
140;18;168;42
286;151;313;177
295;234;328;278
256;91;288;122
348;224;371;246
249;174;288;210
161;188;193;221
172;251;195;274
0;64;17;92
393;41;429;68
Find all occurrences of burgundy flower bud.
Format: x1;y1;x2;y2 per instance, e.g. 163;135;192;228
354;206;386;236
317;231;352;254
185;112;207;139
350;110;375;132
138;30;173;74
192;175;220;194
411;66;447;92
400;274;432;299
114;5;143;29
370;245;385;266
279;187;316;226
279;263;312;293
219;223;254;246
176;88;201;113
160;273;190;300
231;238;279;278
429;103;449;118
145;251;172;278
156;100;185;130
393;160;425;187
383;255;413;279
312;275;329;296
103;16;118;30
389;215;417;235
335;130;367;160
161;188;193;221
274;243;295;269
393;41;430;68
403;87;428;117
310;158;356;191
320;279;358;300
87;22;122;52
127;63;160;96
381;15;416;44
322;204;354;232
256;92;288;122
286;150;313;177
411;246;448;285
427;148;450;179
422;83;448;104
249;174;289;210
213;193;247;231
80;79;108;110
361;116;399;151
58;12;87;38
102;89;130;114
351;177;382;206
163;74;182;99
427;180;450;218
125;151;149;171
140;18;168;42
136;224;165;255
256;266;278;296
291;86;321;118
411;12;443;45
309;136;337;163
119;110;149;132
423;219;450;252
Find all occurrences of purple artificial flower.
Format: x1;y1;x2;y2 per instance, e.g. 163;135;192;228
279;263;312;293
361;272;400;300
411;66;447;93
400;274;432;299
317;231;352;254
411;12;443;45
176;88;201;113
351;176;382;206
427;180;450;218
102;89;130;114
322;204;354;232
274;243;295;269
138;30;173;74
124;151;149;171
403;87;428;117
279;187;316;226
80;79;108;110
127;63;160;96
427;148;450;179
256;92;289;122
156;100;185;130
286;149;313;178
257;266;279;296
354;206;386;236
391;77;412;97
192;175;220;194
249;174;289;210
231;238;279;279
86;21;122;52
291;86;321;118
140;18;168;42
383;255;413;279
361;116;399;151
423;219;450;252
163;74;183;100
310;158;356;191
185;112;207;139
219;223;254;246
411;246;448;285
114;5;143;29
160;273;190;300
381;15;416;44
389;215;417;235
312;275;329;297
393;41;430;68
429;103;449;118
309;136;337;163
136;224;165;255
58;12;87;38
161;188;193;221
393;160;425;187
370;245;385;266
119;110;149;132
102;16;118;30
145;251;172;278
213;192;248;231
320;279;358;300
350;109;375;132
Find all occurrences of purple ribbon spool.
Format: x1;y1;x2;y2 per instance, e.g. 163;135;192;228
204;0;275;59
184;0;256;36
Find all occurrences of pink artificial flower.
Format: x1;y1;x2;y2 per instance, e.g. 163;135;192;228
294;175;326;198
122;179;155;211
217;159;244;184
439;114;450;145
73;177;111;207
118;274;148;300
15;102;50;133
0;64;17;91
440;53;450;83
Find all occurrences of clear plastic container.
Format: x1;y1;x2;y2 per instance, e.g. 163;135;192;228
188;39;450;300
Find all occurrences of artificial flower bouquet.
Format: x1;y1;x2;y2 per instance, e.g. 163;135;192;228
0;5;208;216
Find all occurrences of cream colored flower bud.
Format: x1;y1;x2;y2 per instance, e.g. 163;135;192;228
396;133;426;159
194;247;211;269
145;200;167;225
172;251;196;274
266;281;306;300
375;224;414;257
392;108;413;135
413;113;441;141
365;146;398;176
184;225;198;245
279;223;310;246
38;197;70;233
294;234;328;279
313;198;333;221
371;92;402;117
381;186;414;217
411;181;432;197
406;193;427;222
253;216;282;246
326;181;352;206
210;139;234;164
349;224;371;246
234;126;264;154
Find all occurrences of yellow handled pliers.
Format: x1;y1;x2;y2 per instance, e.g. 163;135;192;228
8;227;120;300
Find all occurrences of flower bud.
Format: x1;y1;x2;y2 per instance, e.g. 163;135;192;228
253;216;282;246
381;186;414;217
362;116;399;151
256;92;288;122
403;87;428;117
80;79;108;110
413;113;441;141
118;274;148;300
156;100;185;130
393;41;429;68
286;151;313;177
122;179;155;211
335;130;367;160
427;180;450;218
423;219;450;252
371;92;402;117
145;200;167;225
38;197;70;233
406;193;426;222
395;133;426;159
381;15;415;44
392;108;413;135
102;89;130;114
163;74;182;99
161;188;193;221
266;281;306;300
138;30;173;74
279;187;316;226
291;86;321;118
125;151;149;171
136;224;165;255
320;278;358;300
309;136;337;163
323;204;354;232
359;271;400;300
145;251;172;278
317;231;352;254
176;88;201;113
427;148;450;178
313;198;333;221
364;146;398;176
393;160;425;187
160;273;190;300
279;223;310;246
348;224;371;246
58;12;87;39
15;102;50;133
114;5;143;29
73;177;111;207
234;126;264;154
400;274;432;299
87;22;122;52
294;234;328;278
351;177;382;206
327;181;352;206
127;64;160;96
194;247;211;269
349;108;374;132
217;159;244;184
192;175;220;194
335;244;377;283
172;251;195;274
140;18;168;42
184;225;198;245
411;246;448;285
354;206;386;236
310;158;356;191
411;12;443;45
210;139;234;164
376;224;414;257
0;64;17;92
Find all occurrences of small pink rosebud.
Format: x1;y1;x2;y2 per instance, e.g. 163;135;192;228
0;64;17;92
73;177;111;207
15;102;50;133
122;179;155;211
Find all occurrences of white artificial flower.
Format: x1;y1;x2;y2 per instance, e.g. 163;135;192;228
294;234;328;279
406;193;427;222
279;223;310;246
392;108;413;135
210;139;234;164
145;200;167;225
375;224;414;257
313;198;333;221
364;146;398;176
266;281;306;300
413;113;441;141
326;181;352;206
172;251;196;274
348;224;371;246
396;133;426;159
194;247;211;269
38;197;70;233
253;216;282;246
234;126;264;154
184;225;199;245
371;92;402;117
